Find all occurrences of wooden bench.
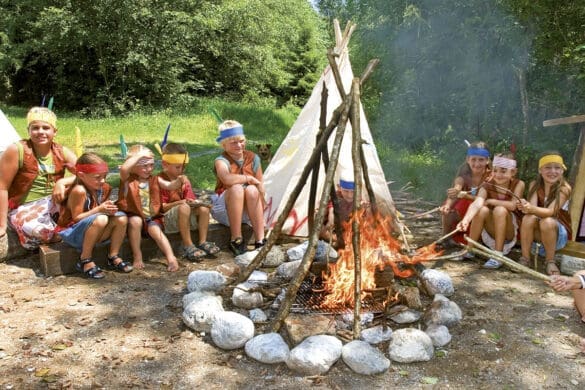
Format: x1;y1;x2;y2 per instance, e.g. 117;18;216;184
1;223;252;276
557;240;585;275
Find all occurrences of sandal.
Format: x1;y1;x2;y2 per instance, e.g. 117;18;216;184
182;245;205;262
197;241;220;255
75;258;105;279
107;254;133;273
518;256;530;267
229;237;247;256
545;261;561;276
254;238;267;250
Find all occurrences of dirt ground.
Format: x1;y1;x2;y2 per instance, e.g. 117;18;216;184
1;221;585;389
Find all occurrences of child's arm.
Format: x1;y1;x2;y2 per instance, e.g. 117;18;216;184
457;187;487;231
119;150;152;181
157;174;187;191
67;185;118;223
520;183;571;218
485;180;525;212
440;176;464;213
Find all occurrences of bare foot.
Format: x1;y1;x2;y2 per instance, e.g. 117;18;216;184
167;257;179;272
133;259;145;269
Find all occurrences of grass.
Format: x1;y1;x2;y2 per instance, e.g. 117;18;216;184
3;99;300;189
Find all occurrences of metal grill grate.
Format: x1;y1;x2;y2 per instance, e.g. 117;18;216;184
290;278;386;315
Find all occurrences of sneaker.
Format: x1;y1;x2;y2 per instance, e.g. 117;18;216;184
463;251;475;260
482;258;502;269
229;237;247;256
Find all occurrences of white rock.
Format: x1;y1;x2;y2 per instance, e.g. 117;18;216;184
249;308;268;323
420;269;454;297
342;340;390;375
182;293;224;332
262;246;286;267
276;260;302;279
187;270;226;293
425;324;452;347
388;328;434;363
234;250;258;268
245;333;290;364
247;270;268;283
360;325;393;344
286;240;338;261
211;311;255;350
389;309;422;324
342;312;374;326
232;282;264;309
286;335;342;375
422;294;462;328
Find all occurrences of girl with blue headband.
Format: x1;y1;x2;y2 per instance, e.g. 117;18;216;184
517;151;571;276
439;141;491;246
211;120;266;255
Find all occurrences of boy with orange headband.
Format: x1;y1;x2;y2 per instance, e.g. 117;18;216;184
57;152;130;279
158;143;219;262
518;151;571;275
0;107;77;250
458;153;525;269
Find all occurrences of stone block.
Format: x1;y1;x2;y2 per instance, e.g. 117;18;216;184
558;241;585;276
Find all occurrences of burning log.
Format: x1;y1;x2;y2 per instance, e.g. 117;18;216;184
465;236;551;281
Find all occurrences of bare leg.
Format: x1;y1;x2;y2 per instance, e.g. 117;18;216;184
224;185;245;240
490;206;513;252
195;206;211;244
540;217;560;275
176;203;194;247
79;214;109;272
469;206;489;241
520;214;538;259
244;185;265;242
147;223;179;272
574;271;585;323
128;216;144;269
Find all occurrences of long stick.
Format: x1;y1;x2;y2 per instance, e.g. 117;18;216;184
465;236;550;281
481;182;522;202
432;228;460;245
411;206;441;219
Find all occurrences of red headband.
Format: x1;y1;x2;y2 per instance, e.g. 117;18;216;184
75;162;109;174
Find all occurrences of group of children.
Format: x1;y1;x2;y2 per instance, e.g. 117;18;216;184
0;107;275;280
440;142;572;274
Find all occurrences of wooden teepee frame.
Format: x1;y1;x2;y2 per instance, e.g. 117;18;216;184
237;20;388;339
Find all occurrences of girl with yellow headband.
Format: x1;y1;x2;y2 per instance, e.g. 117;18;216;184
158;142;219;262
56;152;131;279
517;151;571;276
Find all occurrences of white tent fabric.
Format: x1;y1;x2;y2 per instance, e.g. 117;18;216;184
0;109;21;153
262;23;394;237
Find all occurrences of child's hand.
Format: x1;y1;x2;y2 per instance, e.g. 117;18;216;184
457;219;468;232
517;199;531;214
446;187;459;199
101;200;118;215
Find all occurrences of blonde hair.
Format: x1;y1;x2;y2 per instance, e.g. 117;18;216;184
126;144;154;159
217;120;245;146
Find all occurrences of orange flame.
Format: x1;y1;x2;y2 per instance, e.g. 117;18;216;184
321;210;443;308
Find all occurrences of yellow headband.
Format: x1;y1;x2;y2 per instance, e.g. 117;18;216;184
538;155;566;170
26;107;57;129
162;153;189;164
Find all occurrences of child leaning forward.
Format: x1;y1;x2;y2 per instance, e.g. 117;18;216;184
57;152;131;279
116;145;185;272
158;143;219;262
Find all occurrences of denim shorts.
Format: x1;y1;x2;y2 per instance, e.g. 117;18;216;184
532;221;568;256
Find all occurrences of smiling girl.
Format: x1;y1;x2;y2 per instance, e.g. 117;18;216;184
457;153;525;269
518;152;571;276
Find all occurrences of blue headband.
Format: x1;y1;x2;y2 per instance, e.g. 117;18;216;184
340;179;355;190
467;147;490;158
216;126;244;143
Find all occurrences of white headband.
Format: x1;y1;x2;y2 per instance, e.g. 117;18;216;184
492;156;516;169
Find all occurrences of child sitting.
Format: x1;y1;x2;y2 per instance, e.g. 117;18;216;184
117;145;185;272
57;152;131;279
439;142;491;245
457;153;525;269
517;152;571;275
158;143;219;262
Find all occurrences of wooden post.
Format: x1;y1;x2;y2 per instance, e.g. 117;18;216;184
350;78;363;339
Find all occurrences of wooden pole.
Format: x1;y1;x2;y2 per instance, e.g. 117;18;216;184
269;96;353;332
237;105;343;283
350;78;363;339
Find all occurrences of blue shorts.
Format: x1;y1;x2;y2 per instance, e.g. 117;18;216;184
532;221;569;256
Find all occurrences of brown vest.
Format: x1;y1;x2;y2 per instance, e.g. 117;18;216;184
57;183;112;227
214;150;257;194
537;187;572;239
8;140;68;209
116;175;162;219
